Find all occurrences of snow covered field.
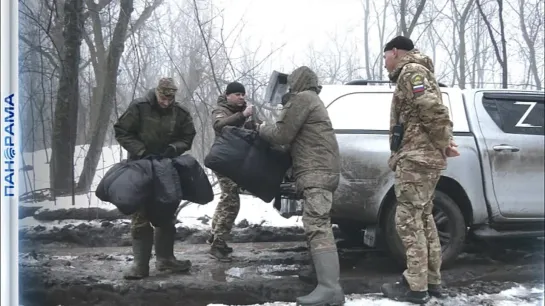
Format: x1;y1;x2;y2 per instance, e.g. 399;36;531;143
208;285;545;306
19;145;302;229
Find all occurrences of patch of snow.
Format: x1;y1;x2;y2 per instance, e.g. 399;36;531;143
177;195;302;229
207;284;545;306
20;145;302;229
18;217;129;229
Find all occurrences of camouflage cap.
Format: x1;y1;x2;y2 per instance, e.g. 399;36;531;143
157;77;178;96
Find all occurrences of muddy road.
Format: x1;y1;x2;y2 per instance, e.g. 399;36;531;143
19;209;545;306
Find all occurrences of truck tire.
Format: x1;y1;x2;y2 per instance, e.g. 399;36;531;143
382;190;466;269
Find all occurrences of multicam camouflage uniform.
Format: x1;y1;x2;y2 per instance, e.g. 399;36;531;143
387;50;453;293
259;66;345;306
114;77;197;279
208;94;260;261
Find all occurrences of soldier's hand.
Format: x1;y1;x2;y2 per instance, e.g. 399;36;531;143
256;121;266;132
443;140;460;158
162;144;178;158
242;104;253;117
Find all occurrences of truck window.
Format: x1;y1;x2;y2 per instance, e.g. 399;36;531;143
326;92;453;131
482;98;544;136
326;92;392;130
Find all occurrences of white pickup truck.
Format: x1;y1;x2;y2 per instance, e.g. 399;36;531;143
273;80;545;267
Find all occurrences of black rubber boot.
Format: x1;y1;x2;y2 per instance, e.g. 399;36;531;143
123;226;153;280
154;225;191;273
295;251;345;306
381;277;430;304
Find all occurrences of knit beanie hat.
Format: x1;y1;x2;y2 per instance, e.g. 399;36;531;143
225;81;246;95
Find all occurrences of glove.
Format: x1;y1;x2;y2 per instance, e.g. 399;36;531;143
162;144;178;158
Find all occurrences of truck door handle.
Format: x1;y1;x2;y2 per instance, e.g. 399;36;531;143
493;144;520;152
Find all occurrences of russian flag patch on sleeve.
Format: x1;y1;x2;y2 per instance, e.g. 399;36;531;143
412;84;425;93
410;74;426;94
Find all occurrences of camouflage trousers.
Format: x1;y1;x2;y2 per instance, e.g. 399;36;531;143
211;175;240;241
302;187;337;254
131;206;176;238
394;160;442;292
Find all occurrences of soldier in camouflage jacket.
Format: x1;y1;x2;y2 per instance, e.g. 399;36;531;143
380;36;460;304
207;81;262;262
258;66;345;306
114;77;196;280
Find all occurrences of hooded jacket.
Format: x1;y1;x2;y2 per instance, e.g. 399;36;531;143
259;66;341;193
388;49;453;170
114;89;196;159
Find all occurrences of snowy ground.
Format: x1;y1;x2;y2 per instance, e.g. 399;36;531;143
20;145;302;229
208;285;545;306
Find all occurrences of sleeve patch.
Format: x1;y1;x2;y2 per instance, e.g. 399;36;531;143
410;74;426;93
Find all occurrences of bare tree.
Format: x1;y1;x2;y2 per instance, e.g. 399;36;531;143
509;0;544;89
84;0;164;143
476;0;509;88
372;0;393;80
394;0;427;37
49;0;84;196
361;0;372;79
452;0;475;88
77;0;136;191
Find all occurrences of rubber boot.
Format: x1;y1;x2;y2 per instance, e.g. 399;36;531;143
299;241;317;284
154;225;191;273
298;264;317;284
123;226;153;280
296;251;345;306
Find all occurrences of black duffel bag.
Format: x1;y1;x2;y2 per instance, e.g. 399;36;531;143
172;154;214;204
95;159;154;215
145;157;184;227
204;126;292;202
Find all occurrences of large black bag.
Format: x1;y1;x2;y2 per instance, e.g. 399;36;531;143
95;159;154;215
172;155;214;204
204;126;292;202
145;157;184;227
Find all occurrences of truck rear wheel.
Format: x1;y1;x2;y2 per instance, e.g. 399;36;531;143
383;190;466;269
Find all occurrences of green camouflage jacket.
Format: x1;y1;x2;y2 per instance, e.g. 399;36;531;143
259;66;341;192
114;89;196;159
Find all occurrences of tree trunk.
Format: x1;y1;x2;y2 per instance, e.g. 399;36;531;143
476;0;508;88
518;0;542;90
497;0;508;88
363;0;371;79
458;0;474;89
458;27;467;89
49;0;84;195
77;0;134;192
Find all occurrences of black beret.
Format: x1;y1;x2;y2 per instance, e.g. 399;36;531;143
384;36;415;52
